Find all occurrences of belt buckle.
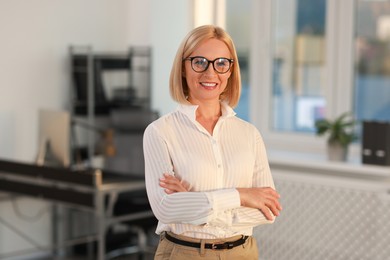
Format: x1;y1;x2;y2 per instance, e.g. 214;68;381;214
211;242;234;250
211;243;218;250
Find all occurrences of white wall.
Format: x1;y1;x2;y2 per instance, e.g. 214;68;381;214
0;0;153;257
0;0;150;162
150;0;193;116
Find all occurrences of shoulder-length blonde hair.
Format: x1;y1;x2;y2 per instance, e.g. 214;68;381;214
169;25;241;107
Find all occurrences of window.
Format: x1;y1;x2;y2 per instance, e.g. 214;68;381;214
225;0;252;121
271;0;327;133
354;0;390;122
249;0;390;156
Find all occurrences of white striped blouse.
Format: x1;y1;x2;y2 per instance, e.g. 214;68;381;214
143;102;276;239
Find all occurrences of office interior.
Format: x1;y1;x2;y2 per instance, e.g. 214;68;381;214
1;0;390;259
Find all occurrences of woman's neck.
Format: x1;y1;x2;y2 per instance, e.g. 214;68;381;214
189;99;222;135
196;104;221;120
188;98;221;119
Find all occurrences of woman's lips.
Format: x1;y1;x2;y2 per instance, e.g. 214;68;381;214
200;82;217;89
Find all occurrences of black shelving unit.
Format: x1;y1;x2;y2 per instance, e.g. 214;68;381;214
70;46;151;116
69;46;152;165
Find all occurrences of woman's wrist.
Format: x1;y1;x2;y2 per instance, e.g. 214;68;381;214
236;188;247;207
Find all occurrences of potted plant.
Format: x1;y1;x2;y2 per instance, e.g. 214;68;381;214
315;112;357;161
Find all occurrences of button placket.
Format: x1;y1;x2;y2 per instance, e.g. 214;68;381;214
211;136;223;174
213;118;224;167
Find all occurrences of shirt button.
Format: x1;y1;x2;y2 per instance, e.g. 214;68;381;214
217;164;221;168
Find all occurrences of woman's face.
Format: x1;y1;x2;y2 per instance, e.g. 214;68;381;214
184;38;232;104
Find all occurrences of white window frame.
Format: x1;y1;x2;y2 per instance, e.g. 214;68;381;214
250;0;360;159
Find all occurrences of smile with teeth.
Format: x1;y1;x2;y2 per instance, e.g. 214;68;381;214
200;82;218;89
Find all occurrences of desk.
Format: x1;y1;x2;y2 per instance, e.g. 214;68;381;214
0;159;151;260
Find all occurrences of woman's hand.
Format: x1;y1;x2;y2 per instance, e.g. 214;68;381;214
236;187;282;221
159;173;190;194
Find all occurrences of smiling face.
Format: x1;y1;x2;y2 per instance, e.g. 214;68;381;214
183;38;233;105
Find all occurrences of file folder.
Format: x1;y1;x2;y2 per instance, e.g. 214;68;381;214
362;121;390;166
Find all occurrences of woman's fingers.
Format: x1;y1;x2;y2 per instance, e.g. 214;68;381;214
264;198;280;217
259;205;274;221
237;187;282;220
263;191;283;214
164;188;175;194
159;173;189;193
262;188;283;212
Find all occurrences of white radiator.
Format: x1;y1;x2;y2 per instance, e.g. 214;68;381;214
253;168;390;260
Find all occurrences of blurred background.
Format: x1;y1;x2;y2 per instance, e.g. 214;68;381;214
0;0;389;259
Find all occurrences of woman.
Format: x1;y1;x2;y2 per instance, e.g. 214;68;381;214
143;25;281;259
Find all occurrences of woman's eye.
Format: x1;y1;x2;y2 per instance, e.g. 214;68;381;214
216;59;228;67
194;59;207;66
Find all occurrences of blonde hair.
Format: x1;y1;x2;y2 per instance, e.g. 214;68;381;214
169;25;241;107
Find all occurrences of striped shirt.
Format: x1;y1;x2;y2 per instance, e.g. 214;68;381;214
143;102;275;239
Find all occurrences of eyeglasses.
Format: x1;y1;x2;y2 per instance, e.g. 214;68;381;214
183;56;234;74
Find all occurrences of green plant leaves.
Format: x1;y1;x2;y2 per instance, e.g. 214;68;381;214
314;112;357;146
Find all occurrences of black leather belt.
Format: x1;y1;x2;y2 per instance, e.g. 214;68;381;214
165;232;248;250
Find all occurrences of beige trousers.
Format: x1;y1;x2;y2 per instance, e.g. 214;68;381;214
154;232;259;260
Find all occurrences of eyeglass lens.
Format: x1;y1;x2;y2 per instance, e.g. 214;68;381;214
191;57;232;73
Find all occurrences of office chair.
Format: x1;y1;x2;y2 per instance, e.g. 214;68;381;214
104;108;159;259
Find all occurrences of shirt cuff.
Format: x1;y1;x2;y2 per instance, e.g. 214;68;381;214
206;188;241;212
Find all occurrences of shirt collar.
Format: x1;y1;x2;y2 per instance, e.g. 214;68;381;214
177;101;236;122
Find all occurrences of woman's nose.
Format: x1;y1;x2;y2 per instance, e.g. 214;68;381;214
204;63;216;76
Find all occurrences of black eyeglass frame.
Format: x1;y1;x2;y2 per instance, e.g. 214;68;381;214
183;56;234;74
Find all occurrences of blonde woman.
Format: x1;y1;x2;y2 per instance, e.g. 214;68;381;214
143;25;281;260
